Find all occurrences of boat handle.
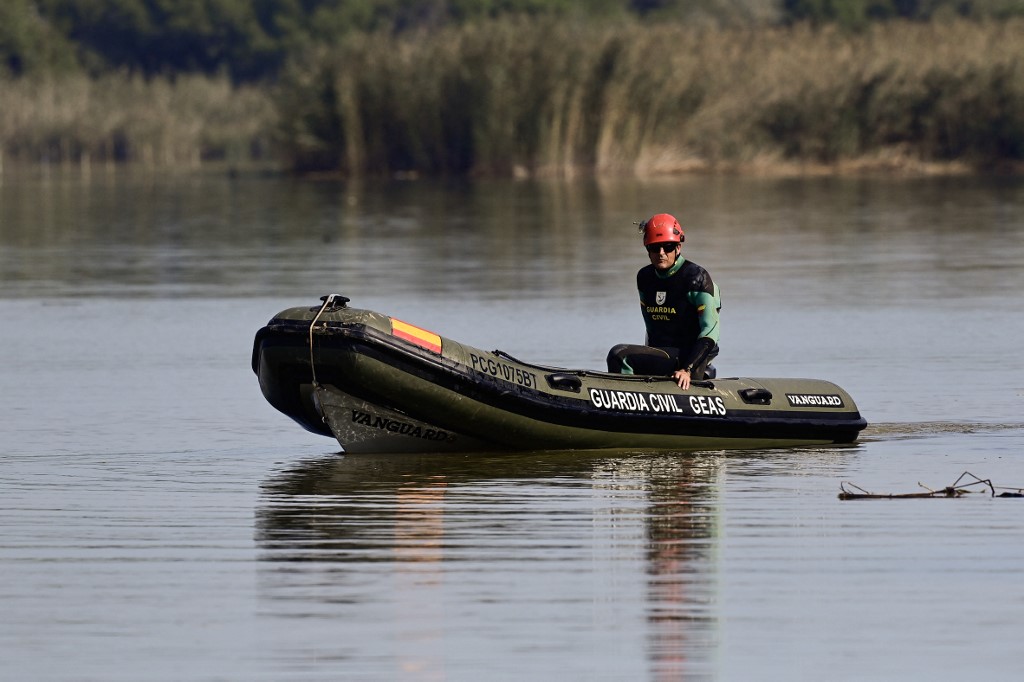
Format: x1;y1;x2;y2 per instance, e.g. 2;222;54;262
546;373;583;393
739;388;773;405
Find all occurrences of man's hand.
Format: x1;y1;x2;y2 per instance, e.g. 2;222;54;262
672;369;691;389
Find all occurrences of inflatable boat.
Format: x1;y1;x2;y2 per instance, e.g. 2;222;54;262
252;295;867;453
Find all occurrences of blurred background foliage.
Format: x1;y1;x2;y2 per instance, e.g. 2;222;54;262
4;0;1021;81
1;0;1022;173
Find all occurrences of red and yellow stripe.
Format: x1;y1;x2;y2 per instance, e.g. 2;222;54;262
390;317;442;354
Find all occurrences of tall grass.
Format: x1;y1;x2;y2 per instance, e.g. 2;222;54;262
277;17;1024;175
0;73;276;167
2;17;1022;175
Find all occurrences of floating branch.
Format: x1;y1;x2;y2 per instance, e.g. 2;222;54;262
837;471;1020;500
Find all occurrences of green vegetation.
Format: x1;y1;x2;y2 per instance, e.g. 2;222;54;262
4;0;1018;81
279;18;1024;175
1;1;1023;174
4;0;636;80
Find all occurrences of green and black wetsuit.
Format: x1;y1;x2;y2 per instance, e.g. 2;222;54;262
607;256;722;377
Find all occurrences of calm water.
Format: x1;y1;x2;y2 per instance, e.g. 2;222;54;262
1;169;1023;680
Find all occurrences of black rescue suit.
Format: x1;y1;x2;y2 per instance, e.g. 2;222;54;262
607;257;722;378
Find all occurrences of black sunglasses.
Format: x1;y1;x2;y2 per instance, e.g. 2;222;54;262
646;242;678;254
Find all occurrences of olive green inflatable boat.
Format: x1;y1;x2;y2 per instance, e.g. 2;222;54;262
252;295;867;453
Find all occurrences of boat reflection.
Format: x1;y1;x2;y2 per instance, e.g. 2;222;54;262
256;450;723;678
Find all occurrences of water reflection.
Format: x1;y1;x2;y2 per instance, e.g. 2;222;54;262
861;420;1024;440
3;168;1023;678
4;170;1021;305
637;456;722;681
256;451;723;677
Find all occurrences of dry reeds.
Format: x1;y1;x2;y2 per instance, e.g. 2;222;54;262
277;17;1024;175
0;72;276;167
2;17;1021;175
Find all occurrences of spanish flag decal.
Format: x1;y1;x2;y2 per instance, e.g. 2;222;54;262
390;317;442;354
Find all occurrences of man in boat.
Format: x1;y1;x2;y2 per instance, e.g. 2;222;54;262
606;213;721;389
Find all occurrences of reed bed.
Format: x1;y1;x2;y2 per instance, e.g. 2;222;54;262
278;17;1024;175
0;73;276;167
2;17;1022;175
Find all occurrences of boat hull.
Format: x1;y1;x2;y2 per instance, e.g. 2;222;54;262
253;298;867;453
313;385;489;453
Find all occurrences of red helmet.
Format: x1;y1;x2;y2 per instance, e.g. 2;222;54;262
640;213;684;246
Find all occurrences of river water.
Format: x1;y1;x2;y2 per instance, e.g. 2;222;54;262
1;169;1022;680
